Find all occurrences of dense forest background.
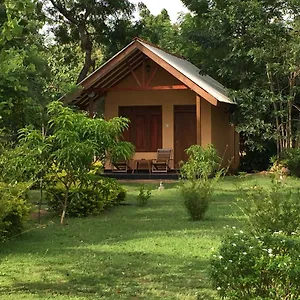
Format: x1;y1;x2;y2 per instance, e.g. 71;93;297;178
1;0;300;171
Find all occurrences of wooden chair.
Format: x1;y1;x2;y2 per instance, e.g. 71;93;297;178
151;149;172;173
111;160;131;173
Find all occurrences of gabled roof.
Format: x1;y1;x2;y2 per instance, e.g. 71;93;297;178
65;38;234;107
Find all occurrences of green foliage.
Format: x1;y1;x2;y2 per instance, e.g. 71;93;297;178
211;231;300;300
0;0;49;135
180;0;300;155
0;182;31;241
109;140;135;164
240;142;276;172
0;127;45;183
46;178;126;218
237;179;300;235
45;42;83;99
180;144;221;181
44;0;134;82
3;101;132;224
136;185;152;207
134;4;180;54
179;145;222;221
180;180;212;221
282;148;300;177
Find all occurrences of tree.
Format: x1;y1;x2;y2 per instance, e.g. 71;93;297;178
0;0;49;137
43;0;134;83
10;101;134;224
134;3;180;53
180;0;300;157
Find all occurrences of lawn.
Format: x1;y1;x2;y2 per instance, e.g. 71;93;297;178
1;175;299;300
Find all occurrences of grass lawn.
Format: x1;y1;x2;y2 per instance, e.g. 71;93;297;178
1;175;300;299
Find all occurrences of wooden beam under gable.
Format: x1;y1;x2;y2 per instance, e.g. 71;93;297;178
135;43;218;106
145;65;158;87
93;85;189;92
126;61;142;87
81;41;140;88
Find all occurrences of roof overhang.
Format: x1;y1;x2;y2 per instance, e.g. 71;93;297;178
63;38;234;108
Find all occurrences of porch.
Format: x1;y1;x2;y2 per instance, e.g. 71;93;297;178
102;169;179;180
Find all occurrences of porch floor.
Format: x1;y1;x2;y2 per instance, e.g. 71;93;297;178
102;170;179;180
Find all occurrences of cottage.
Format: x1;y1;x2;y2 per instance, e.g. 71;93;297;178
65;38;239;170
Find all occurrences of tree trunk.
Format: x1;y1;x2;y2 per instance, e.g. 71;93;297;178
48;1;94;84
60;187;69;225
76;25;94;84
267;65;281;157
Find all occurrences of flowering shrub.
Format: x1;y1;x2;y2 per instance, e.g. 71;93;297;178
211;230;300;300
237;179;300;235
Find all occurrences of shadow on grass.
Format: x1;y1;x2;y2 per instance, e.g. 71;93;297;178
0;180;250;300
0;249;218;299
1;188;245;254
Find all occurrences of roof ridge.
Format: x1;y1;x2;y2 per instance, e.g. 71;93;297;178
133;37;186;60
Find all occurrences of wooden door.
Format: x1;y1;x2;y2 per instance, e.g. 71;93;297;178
174;105;197;167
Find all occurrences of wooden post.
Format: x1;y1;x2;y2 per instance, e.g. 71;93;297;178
88;99;94;118
196;94;201;145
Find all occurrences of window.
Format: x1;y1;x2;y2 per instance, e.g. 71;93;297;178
119;106;162;152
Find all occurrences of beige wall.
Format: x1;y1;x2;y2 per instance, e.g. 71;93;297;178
102;61;239;169
211;103;240;169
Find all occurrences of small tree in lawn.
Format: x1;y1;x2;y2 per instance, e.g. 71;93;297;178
10;101;133;224
179;145;223;221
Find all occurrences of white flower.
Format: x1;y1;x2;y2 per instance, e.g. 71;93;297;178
219;255;223;259
229;260;233;263
268;249;273;254
217;287;222;290
232;243;237;247
242;252;247;255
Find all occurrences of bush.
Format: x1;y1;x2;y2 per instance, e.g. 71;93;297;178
46;177;126;218
211;231;300;300
136;185;151;207
179;145;223;221
0;182;31;241
282;148;300;177
180;144;221;180
237;179;300;235
180;180;213;220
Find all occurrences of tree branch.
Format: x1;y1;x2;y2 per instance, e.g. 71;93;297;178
49;0;79;25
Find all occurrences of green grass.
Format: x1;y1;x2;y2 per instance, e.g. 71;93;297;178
1;175;300;299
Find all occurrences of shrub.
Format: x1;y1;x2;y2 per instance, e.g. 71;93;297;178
0;182;31;241
282;148;300;177
180;180;213;220
180;144;221;180
237;179;300;235
46;177;126;218
179;145;223;221
136;185;151;207
211;231;300;300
